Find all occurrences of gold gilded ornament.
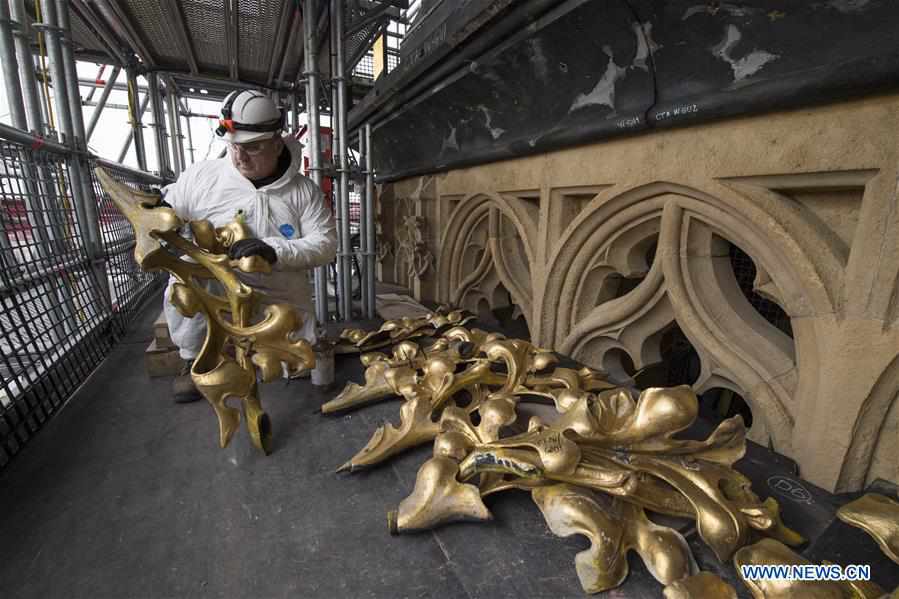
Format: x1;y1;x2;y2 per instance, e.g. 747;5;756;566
338;308;475;353
459;387;803;562
330;332;613;472
390;393;517;533
663;572;737;598
331;324;805;595
532;484;696;593
96;168;314;454
322;328;506;415
837;493;899;565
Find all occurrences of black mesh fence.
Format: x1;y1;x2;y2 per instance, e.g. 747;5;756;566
0;135;166;470
353;53;374;79
88;163;162;326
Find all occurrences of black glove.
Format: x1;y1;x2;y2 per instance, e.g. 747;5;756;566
228;238;278;264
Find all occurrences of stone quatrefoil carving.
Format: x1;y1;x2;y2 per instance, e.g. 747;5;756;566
438;183;864;466
438;186;809;454
423;171;899;494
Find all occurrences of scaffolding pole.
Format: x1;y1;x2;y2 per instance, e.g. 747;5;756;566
167;79;186;175
304;0;329;327
119;82;151;167
329;4;345;319
183;103;195;166
86;65;121;141
9;0;44;134
146;72;170;175
0;0;25;258
0;1;28;129
360;124;376;319
14;0;86;334
38;0;71;143
165;82;183;176
55;0;88;144
333;0;352;321
55;0;112;306
290;88;300;133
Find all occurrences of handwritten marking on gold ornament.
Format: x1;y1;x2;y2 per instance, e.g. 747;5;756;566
95;168;314;454
837;493;899;566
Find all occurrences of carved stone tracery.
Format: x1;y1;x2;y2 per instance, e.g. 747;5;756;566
438;193;535;333
376;96;899;491
548;187;811;452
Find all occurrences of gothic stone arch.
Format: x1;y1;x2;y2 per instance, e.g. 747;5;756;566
437;193;536;333
541;181;844;453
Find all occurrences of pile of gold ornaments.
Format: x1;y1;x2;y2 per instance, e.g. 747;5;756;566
329;319;899;598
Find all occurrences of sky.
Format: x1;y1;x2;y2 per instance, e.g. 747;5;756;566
0;59;327;174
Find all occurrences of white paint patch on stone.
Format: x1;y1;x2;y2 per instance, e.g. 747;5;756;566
712;24;780;82
441;124;459;153
632;22;651;71
528;38;550;82
642;21;663;55
478;105;506;140
570;22;657;114
570;46;626;112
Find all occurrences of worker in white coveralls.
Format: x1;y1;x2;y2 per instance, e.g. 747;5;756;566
161;90;336;403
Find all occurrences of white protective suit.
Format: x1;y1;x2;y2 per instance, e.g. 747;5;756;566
163;136;336;360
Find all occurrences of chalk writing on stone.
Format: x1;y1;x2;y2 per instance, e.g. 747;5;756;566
617;115;642;129
767;475;814;505
655;103;699;122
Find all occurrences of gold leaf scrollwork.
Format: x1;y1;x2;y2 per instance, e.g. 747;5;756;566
96;168;315;454
836;493;899;566
329;321;810;594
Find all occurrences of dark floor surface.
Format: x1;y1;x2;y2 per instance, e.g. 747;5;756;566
1;296;897;598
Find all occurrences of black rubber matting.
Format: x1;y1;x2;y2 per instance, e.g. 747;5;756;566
1;295;896;598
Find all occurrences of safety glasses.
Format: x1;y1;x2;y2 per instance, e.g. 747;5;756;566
228;139;273;157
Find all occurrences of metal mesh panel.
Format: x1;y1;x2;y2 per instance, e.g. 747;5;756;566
352;53;374;78
0;140;117;468
236;0;282;81
387;52;400;73
121;0;186;66
344;2;386;72
182;0;230;72
349;188;361;235
69;10;110;55
88;164;164;326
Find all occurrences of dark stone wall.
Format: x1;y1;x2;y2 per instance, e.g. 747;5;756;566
353;0;899;181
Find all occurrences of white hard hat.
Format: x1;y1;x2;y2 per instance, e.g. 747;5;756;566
215;90;284;144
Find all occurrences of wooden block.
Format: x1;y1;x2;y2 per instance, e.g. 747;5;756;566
153;310;174;348
145;339;183;378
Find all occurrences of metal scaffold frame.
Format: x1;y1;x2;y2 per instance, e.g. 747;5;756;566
0;0;169;470
0;0;400;471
